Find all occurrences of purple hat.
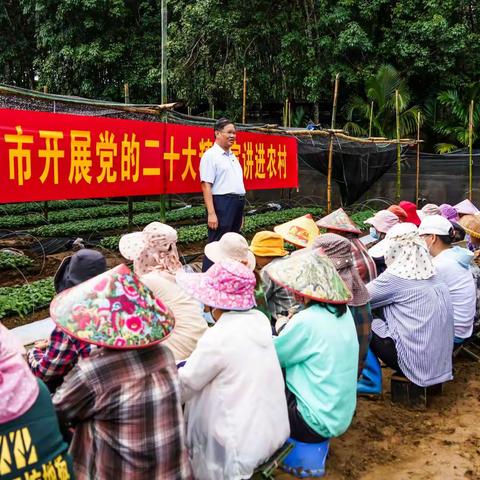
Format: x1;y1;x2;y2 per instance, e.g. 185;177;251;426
439;204;459;223
176;260;256;311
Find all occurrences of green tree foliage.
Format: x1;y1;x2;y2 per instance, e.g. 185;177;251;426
343;65;420;138
1;0;479;144
0;1;36;87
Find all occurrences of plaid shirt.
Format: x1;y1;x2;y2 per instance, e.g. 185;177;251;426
351;238;377;284
53;345;192;480
28;326;91;381
261;257;299;321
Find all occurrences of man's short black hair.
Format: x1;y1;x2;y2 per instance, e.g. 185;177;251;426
214;117;235;132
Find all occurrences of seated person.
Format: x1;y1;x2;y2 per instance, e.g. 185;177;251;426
419;215;476;345
269;249;358;443
399;201;421;226
0;324;74;480
314;233;372;375
52;264;191;480
387;204;408;222
249;230;300;331
28;248;107;391
120;222;208;361
316;208;377;283
176;260;289;479
367;230;454;387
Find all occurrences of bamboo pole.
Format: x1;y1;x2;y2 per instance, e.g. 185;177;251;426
395;90;402;202
288;99;292;127
242;68;247;124
331;73;340;130
327;74;340;213
160;0;167;104
124;83;130;104
416;111;421;206
368;100;374;137
469;99;474;201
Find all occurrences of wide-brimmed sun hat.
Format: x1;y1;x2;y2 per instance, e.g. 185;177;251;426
176;260;256;311
54;249;107;293
459;214;480;239
454;199;479;216
119;222;182;277
249;231;288;257
266;248;352;304
364;210;399;234
50;264;175;349
315;208;362;235
274;214;319;248
399;201;421;226
368;222;418;258
204;232;256;270
313;233;370;307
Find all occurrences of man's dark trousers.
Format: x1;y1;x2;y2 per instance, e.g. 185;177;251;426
202;194;245;271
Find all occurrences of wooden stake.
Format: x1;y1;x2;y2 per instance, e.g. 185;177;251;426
368;100;374;138
416;111;421;206
242;68;247;124
395;90;402;202
288;99;292;127
327;74;340;213
43;86;48;94
124;83;130;104
327;134;334;214
469;99;474;201
211;104;215;119
331;73;340;130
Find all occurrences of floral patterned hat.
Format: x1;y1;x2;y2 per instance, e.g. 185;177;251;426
176;260;256;311
273;214;320;248
315;208;362;235
267;248;352;304
50;264;175;349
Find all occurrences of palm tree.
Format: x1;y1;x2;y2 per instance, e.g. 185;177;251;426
343;65;420;139
431;83;480;153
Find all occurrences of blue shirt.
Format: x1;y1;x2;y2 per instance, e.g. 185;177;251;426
199;143;246;195
367;271;454;386
273;304;358;438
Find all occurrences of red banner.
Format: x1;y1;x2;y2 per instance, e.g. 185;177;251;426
0;108;298;203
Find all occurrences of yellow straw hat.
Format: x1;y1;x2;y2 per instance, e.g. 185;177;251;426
459;214;480;239
249;231;288;257
273;214;320;248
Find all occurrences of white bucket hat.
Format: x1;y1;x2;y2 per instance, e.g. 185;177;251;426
204;232;256;270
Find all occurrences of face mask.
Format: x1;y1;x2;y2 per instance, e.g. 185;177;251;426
202;308;216;325
370;227;379;240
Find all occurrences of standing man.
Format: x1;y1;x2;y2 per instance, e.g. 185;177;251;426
200;117;246;271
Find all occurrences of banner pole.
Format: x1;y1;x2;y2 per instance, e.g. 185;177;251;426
242;68;247;124
124;82;134;230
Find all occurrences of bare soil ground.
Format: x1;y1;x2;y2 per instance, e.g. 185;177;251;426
277;358;480;480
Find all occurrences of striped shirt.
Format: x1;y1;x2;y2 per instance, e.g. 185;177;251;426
367;272;454;387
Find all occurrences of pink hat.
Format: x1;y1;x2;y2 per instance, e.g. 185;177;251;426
176;260;256;311
364;210;399;234
0;324;39;423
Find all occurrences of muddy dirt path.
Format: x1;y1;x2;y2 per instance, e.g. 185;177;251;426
277;358;480;480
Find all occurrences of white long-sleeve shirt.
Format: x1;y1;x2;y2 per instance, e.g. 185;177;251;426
179;309;289;480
